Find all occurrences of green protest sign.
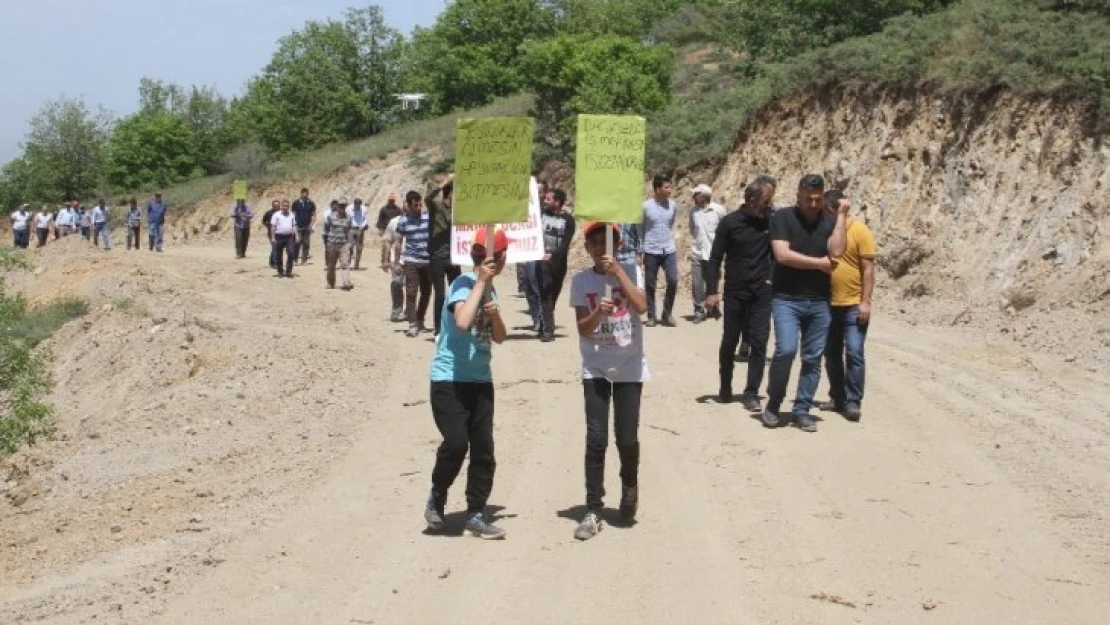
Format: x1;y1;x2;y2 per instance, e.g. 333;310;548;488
574;115;646;223
453;117;534;225
232;180;248;201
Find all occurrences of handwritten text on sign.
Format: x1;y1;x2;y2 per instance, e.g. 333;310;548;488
453;117;534;224
451;177;544;266
574;115;646;223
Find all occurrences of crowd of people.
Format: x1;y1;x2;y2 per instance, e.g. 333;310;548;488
8;194;169;252
411;171;876;541
8;171;876;543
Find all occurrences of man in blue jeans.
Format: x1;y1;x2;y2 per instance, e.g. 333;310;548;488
815;190;876;422
641;174;680;327
762;174;847;432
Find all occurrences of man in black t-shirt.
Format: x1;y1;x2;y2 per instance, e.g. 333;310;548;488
762;174;847;432
291;187;316;264
705;181;775;412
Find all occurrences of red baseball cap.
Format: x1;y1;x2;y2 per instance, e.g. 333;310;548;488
473;227;509;253
582;221;621;240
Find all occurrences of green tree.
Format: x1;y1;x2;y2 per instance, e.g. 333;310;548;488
135;78;230;175
704;0;956;60
543;0;682;38
21;96;113;202
104;112;199;190
407;0;555;115
0;158;38;210
230;4;405;152
521;34;674;156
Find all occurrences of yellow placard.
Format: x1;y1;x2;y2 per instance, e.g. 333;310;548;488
232;180;247;201
453;117;534;225
574;115;646;223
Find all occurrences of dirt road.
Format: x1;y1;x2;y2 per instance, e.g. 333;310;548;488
3;240;1109;624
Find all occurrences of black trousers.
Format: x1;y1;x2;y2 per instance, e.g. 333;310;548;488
296;227;312;262
37;228;49;247
274;234;296;275
537;260;567;338
430;257;462;336
430;381;496;513
234;227;250;257
583;379;642;511
719;283;773;397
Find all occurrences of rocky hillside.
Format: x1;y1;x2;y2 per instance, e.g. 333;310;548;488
710;84;1108;368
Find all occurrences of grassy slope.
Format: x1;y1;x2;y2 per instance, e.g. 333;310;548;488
155;94;532;210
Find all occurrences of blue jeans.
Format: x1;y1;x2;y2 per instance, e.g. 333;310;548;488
766;298;831;417
13;229;30;249
825;305;868;406
643;251;678;320
148;223;164;251
524;261;542;326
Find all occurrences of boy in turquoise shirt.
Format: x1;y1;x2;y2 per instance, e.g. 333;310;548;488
424;227;509;539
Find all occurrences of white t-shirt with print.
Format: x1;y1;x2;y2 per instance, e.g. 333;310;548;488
569;262;650;383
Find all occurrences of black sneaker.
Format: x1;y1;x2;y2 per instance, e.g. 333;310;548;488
660;314;677;327
692;312;706;324
760;407;782;428
644;317;657;328
619;485;638;522
739;394;762;413
540;334;555;343
738;342;751;361
844;402;862;422
718;388;733;404
814;400;845;413
424;489;445;531
464;511;506;540
793;413;818;433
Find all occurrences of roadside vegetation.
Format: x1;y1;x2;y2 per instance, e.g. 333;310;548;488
0;250;88;455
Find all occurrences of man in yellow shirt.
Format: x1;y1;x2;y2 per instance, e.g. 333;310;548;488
817;190;876;422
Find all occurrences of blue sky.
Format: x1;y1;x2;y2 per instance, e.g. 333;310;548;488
0;0;446;163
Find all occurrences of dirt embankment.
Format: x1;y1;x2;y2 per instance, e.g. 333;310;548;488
710;84;1109;369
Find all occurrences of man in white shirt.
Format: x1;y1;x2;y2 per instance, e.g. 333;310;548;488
269;200;299;278
55;204;75;237
91;199;111;250
380;213;405;322
10;204;31;249
349;198;370;270
688;184;726;323
34;207;52;247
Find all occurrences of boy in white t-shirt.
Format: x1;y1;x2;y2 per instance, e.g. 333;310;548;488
568;221;649;541
380;213;405;322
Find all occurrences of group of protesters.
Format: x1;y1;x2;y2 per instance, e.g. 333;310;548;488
8;195;168;252
399;171;876;542
10;170;875;543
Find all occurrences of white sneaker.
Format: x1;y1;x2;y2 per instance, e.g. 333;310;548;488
574;510;602;540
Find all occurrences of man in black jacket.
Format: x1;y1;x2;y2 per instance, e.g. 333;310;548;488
426;174;461;338
535;188;576;342
705;181;775;412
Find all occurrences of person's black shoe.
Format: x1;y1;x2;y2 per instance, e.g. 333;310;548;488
718;388;733;404
661;314;677;327
760;408;782;428
793;413;818;433
692;312;705;324
814;400;845;413
619;485;638;522
844;402;862;422
739;394;762;413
